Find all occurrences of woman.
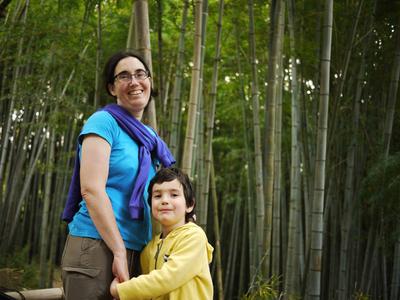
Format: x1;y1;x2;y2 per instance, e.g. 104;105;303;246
61;51;175;300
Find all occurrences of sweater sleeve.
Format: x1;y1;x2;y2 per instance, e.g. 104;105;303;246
117;229;207;300
140;242;151;275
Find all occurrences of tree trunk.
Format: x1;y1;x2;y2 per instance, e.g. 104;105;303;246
169;0;189;160
234;19;257;275
156;0;164;116
224;193;241;300
284;0;302;296
327;0;364;152
93;0;102;108
7;130;46;249
181;0;203;175
39;128;56;288
194;0;208;221
306;0;333;298
126;1;136;50
200;0;223;229
383;17;400;157
390;224;400;300
211;161;224;300
338;29;367;300
47;122;77;287
263;0;284;276
247;0;265;269
133;0;157;129
272;2;285;279
0;0;29;205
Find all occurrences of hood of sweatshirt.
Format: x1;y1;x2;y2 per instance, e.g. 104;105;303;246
163;222;214;264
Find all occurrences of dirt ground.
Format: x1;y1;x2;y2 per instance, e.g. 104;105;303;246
0;267;62;291
0;268;23;290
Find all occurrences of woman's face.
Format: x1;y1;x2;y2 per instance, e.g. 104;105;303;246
109;56;151;119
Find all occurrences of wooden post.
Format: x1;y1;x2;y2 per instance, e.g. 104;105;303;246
5;288;63;300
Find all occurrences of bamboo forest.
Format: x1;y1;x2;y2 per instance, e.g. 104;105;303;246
0;0;399;299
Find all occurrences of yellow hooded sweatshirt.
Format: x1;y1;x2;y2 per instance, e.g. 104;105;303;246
117;222;214;300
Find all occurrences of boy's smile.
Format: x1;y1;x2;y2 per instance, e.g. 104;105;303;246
151;179;194;237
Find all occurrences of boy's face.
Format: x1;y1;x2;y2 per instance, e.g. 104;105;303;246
151;179;194;237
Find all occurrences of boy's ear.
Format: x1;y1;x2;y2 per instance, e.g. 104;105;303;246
186;205;194;213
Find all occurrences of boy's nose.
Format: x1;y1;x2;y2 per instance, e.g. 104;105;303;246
161;196;170;204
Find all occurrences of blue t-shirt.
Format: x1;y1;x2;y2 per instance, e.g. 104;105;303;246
68;111;156;251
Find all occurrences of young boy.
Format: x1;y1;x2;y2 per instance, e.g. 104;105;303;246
110;167;214;300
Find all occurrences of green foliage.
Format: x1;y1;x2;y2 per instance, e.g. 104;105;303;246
360;152;400;217
20;263;40;289
0;246;29;269
241;275;282;300
352;291;370;300
0;247;40;289
360;152;400;245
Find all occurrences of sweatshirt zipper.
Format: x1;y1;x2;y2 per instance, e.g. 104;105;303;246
154;239;164;269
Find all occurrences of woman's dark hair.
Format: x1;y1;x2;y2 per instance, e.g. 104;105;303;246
148;167;196;223
103;50;157;98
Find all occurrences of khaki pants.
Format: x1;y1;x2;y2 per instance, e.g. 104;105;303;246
61;235;140;300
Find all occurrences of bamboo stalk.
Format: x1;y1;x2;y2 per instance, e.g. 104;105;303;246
263;0;284;276
181;0;203;175
169;0;189;159
247;0;265;268
200;0;223;228
211;161;224;300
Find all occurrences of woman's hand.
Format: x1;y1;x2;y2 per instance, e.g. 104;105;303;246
112;250;129;282
110;277;120;299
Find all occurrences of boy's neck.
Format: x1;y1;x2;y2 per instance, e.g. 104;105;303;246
161;222;189;238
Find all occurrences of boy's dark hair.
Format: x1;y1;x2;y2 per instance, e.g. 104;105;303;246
148;167;196;222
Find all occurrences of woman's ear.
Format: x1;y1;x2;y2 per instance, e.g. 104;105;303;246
108;84;116;96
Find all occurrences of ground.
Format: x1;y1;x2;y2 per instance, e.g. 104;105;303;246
0;267;62;291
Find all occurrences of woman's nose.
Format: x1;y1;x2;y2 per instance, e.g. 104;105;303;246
128;74;140;85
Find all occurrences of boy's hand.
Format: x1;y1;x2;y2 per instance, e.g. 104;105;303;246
110;277;120;299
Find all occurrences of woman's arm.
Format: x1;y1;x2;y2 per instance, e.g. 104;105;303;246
80;134;129;282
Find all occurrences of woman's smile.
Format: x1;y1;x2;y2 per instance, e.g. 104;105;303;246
110;56;151;119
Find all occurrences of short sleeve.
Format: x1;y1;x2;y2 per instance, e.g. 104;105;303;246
79;111;118;146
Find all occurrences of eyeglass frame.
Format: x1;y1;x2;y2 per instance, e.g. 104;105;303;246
113;70;150;83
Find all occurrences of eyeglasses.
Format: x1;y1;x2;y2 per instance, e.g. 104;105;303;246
114;70;150;83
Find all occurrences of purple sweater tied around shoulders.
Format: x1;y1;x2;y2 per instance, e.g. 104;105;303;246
62;103;175;222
